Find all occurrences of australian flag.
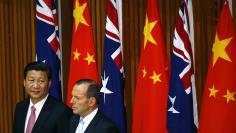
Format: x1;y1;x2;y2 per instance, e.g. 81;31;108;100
99;0;126;133
36;0;62;100
167;0;198;133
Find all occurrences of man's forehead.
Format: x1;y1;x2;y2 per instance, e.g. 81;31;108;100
26;70;47;77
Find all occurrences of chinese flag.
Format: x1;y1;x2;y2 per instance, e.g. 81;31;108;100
198;2;236;133
132;0;169;132
66;0;98;107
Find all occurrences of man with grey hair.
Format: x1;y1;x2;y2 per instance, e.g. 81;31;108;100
69;79;119;133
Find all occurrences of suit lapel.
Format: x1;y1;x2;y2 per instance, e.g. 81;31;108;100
19;99;30;132
70;115;80;133
32;96;53;133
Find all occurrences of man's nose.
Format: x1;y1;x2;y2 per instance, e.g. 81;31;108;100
33;81;40;88
70;97;74;104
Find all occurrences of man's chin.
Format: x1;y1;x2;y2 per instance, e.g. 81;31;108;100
29;94;41;99
72;109;77;114
72;109;80;115
29;95;45;103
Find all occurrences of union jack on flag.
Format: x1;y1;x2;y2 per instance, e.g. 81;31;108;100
167;0;198;132
36;0;62;100
99;0;126;133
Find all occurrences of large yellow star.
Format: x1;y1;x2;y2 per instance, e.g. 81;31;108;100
73;0;89;31
149;71;161;84
212;33;232;66
73;49;81;61
84;53;95;65
208;85;219;98
142;67;147;78
143;15;157;49
223;90;235;103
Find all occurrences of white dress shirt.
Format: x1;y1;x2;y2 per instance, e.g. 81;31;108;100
76;108;98;133
24;95;48;133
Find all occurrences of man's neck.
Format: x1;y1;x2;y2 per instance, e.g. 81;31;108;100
80;106;97;118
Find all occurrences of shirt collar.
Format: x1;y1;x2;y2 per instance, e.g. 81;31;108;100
29;94;48;111
80;108;98;130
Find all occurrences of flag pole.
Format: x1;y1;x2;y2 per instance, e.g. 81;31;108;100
57;0;64;101
228;0;233;16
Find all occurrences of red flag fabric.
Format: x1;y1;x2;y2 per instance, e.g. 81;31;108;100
66;0;98;107
198;2;236;133
132;0;169;132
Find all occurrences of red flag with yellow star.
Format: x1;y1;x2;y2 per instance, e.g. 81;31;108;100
198;2;236;133
66;0;98;107
132;0;169;132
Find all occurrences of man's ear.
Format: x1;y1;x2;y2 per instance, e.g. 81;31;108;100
89;97;96;106
48;80;52;88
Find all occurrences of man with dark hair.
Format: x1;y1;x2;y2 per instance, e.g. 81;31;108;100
13;61;72;133
69;79;119;133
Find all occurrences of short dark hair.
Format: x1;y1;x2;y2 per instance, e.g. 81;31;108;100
75;79;100;104
24;61;52;80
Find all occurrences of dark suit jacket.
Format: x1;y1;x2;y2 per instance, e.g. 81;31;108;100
13;95;72;133
69;111;120;133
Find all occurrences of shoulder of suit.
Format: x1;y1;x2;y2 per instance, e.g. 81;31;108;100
97;111;116;125
96;112;120;132
47;95;72;112
15;98;30;107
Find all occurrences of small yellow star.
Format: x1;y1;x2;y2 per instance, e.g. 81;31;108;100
73;49;81;61
84;53;95;65
223;90;235;103
73;0;89;31
142;67;147;78
212;33;232;66
165;67;168;71
143;15;157;49
149;71;161;84
208;85;219;98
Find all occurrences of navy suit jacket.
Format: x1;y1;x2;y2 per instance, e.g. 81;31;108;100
13;95;72;133
69;111;120;133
